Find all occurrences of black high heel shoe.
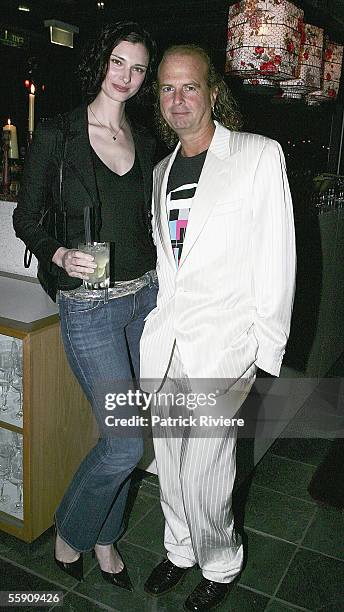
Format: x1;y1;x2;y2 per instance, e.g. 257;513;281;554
54;554;84;581
92;548;133;591
54;525;83;581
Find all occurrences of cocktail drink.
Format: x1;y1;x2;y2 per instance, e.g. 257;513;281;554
78;242;110;289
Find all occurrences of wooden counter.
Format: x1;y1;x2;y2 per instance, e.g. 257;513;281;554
0;275;97;542
0;274;58;331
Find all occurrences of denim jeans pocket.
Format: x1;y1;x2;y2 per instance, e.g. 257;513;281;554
66;298;104;315
59;296;104;319
61;298;108;345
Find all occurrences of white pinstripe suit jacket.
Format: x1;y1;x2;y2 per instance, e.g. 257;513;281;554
140;121;296;384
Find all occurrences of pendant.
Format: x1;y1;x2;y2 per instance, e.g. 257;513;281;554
113;136;117;141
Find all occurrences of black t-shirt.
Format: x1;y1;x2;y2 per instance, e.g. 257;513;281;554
166;149;207;266
93;150;156;281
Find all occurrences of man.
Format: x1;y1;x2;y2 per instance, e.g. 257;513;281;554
140;45;296;611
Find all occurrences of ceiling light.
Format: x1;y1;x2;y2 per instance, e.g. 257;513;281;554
44;19;79;49
18;5;30;11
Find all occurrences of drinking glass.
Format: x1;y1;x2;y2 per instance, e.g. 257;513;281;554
0;350;14;413
0;350;12;370
9;448;23;513
11;340;22;371
78;242;110;289
11;375;23;419
11;432;23;452
0;370;12;412
0;442;11;504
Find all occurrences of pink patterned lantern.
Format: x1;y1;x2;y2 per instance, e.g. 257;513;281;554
307;40;343;105
242;77;280;94
279;24;323;99
226;0;304;80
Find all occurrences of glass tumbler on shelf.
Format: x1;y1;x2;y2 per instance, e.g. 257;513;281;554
0;441;12;504
11;375;23;419
0;350;14;413
11;431;23;452
11;340;22;373
8;448;23;513
8;339;24;419
0;369;13;413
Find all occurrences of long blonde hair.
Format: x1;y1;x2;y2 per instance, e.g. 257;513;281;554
155;44;242;148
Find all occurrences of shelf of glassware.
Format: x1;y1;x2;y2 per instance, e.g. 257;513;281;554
0;334;23;429
0;428;23;521
0;323;97;543
0;333;23;526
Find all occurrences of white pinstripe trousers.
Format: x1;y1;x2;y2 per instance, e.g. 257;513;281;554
152;344;254;584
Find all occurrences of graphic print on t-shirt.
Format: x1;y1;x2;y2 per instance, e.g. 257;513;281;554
167;183;196;267
166;149;207;268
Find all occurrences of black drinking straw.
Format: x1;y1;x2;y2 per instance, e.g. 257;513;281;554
83;206;92;245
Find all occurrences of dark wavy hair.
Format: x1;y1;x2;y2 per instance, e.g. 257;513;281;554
155;44;242;148
78;21;157;101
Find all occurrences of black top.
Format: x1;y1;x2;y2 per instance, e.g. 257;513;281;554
13;104;157;301
93;151;156;281
167;149;207;195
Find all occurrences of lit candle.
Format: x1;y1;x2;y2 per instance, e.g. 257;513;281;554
3;118;19;159
28;84;35;133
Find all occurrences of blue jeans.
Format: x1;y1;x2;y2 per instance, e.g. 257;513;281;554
55;276;157;552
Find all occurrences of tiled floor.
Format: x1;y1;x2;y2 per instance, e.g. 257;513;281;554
0;434;343;611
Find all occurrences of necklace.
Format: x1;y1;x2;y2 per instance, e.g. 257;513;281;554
88;105;126;141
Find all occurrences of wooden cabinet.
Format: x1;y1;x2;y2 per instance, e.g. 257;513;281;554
0;317;97;542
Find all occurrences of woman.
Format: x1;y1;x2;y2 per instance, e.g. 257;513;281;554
13;21;158;589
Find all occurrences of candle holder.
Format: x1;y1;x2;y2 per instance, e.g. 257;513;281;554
27;131;33;149
1;131;11;196
28;84;35;146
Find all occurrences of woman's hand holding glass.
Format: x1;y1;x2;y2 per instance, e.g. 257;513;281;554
52;247;97;280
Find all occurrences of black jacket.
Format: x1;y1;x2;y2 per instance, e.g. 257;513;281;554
13;104;156;301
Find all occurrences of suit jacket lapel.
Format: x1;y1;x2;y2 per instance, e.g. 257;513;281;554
178;123;237;269
156;144;180;269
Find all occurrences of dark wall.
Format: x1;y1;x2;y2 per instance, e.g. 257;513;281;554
1;0;341;173
0;0;343;174
0;0;228;150
0;41;78;153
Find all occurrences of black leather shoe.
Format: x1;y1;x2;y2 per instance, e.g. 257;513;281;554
92;548;133;591
184;578;232;611
144;558;190;596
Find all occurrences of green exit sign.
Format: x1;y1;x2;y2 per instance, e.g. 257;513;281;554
0;28;26;48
